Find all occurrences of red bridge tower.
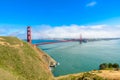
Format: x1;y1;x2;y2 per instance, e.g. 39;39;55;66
27;26;32;43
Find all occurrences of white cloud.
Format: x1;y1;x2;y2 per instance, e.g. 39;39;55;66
32;24;120;39
86;1;97;7
0;24;120;39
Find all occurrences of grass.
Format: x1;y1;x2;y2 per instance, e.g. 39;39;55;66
0;36;54;80
0;36;119;80
56;72;105;80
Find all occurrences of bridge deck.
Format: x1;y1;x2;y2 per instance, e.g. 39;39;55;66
34;40;79;46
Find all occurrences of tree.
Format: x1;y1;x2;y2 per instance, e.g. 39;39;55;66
113;63;119;68
99;63;108;70
108;63;113;68
99;63;120;70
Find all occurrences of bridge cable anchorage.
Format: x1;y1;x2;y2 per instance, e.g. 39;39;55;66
27;26;32;44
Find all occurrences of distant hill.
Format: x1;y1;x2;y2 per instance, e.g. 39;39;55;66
0;36;56;80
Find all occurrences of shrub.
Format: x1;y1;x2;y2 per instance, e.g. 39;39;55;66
99;63;108;70
99;63;119;70
81;72;105;80
108;63;113;68
113;63;119;68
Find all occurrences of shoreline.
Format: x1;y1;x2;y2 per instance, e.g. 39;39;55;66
32;44;57;67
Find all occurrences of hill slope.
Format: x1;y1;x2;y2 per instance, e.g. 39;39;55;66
1;36;120;80
0;36;55;80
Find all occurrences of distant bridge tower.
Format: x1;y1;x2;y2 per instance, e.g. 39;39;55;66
27;26;32;43
80;34;82;44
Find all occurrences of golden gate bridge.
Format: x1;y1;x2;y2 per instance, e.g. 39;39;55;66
27;26;119;46
27;26;85;46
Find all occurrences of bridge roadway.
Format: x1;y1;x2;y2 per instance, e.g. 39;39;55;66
33;38;120;46
34;39;81;46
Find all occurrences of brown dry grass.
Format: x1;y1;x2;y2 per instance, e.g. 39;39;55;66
96;70;120;80
56;70;120;80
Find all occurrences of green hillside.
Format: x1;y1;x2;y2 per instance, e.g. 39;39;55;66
0;36;55;80
1;36;119;80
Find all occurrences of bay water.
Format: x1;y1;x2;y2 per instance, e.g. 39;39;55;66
33;40;120;76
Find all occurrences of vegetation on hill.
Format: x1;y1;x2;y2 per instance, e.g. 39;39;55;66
56;72;105;80
0;36;55;80
99;63;119;70
56;63;120;80
1;36;120;80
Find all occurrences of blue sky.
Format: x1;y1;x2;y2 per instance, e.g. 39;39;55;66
0;0;120;39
